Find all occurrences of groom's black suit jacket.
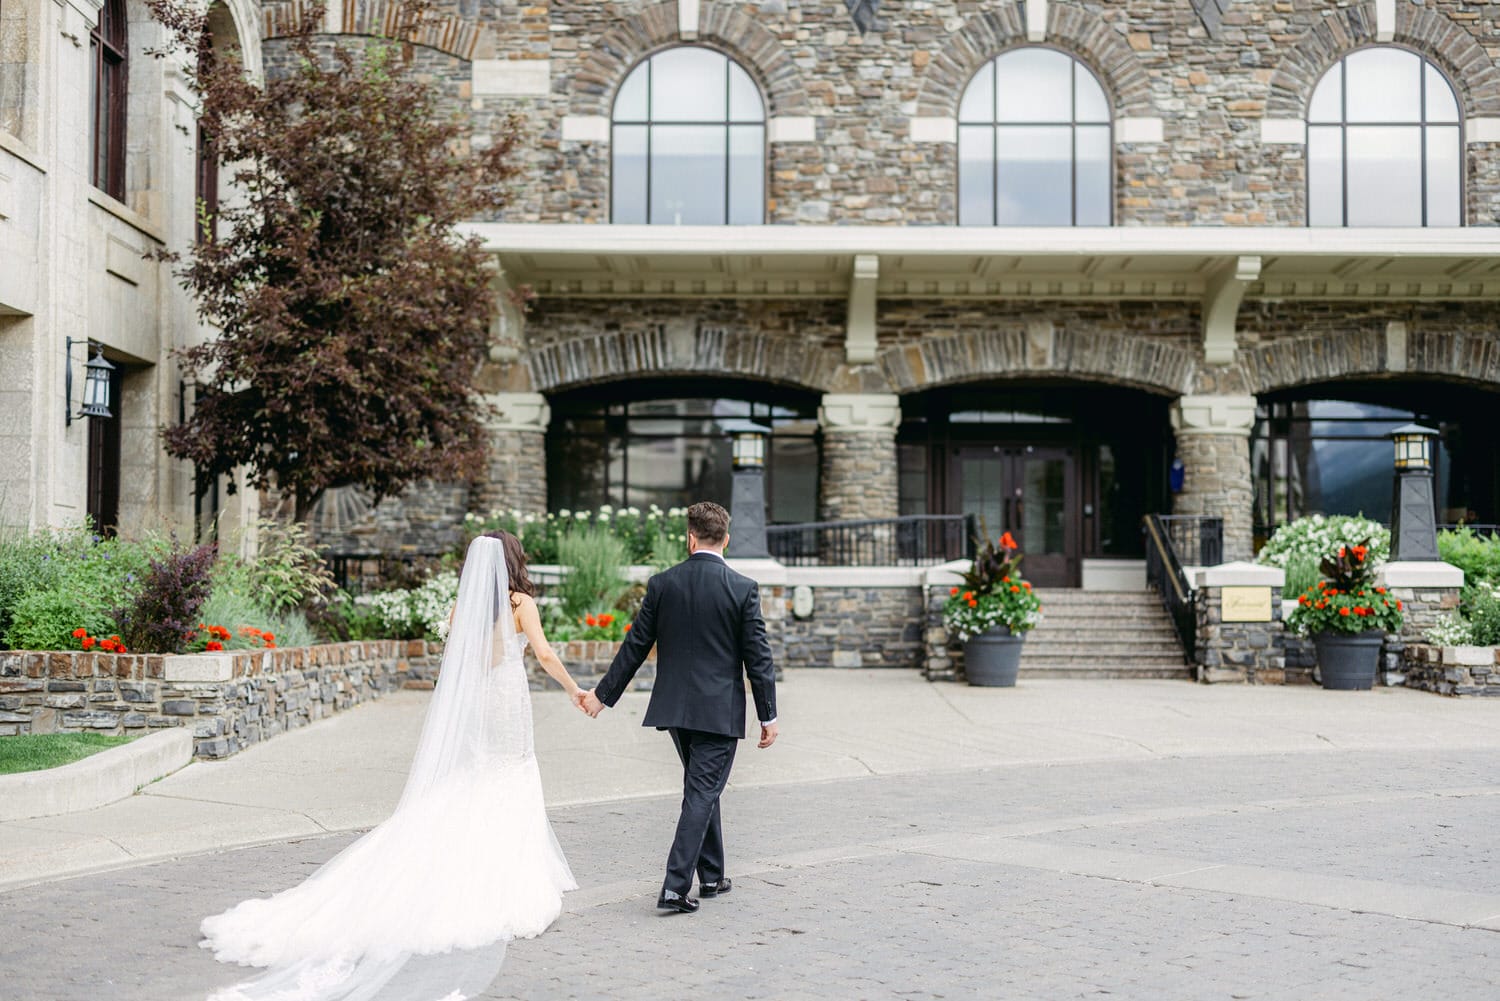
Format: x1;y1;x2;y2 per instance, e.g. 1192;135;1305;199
595;552;776;739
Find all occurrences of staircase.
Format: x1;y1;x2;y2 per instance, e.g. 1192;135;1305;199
1018;589;1193;680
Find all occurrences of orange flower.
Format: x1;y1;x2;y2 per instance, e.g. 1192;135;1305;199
950;587;959;597
999;532;1018;550
1339;607;1351;617
1339;546;1347;558
264;633;275;644
962;591;973;601
1001;576;1011;584
1396;600;1403;610
967;599;977;608
1375;587;1386;595
71;628;87;639
585;614;597;627
82;636;96;650
623;623;632;632
1022;582;1031;590
206;641;223;652
599;614;615;627
1010;585;1020;593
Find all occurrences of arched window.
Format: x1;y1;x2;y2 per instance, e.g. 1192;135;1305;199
90;0;128;200
957;48;1112;226
1307;47;1462;227
611;47;765;225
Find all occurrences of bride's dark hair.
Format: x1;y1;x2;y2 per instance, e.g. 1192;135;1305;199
484;530;536;604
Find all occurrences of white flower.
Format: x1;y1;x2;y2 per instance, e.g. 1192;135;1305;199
598;512;611;522
558;509;571;519
574;511;589;519
599;504;613;514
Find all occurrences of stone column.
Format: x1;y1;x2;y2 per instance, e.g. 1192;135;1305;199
818;393;900;522
1171;394;1256;562
473;392;550;516
1193;561;1285;684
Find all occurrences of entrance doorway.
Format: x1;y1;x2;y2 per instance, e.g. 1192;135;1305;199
953;445;1077;587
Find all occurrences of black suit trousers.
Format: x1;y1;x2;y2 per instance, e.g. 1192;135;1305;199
664;727;738;896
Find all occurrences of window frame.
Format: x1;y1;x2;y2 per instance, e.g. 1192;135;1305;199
956;44;1115;227
1304;45;1466;228
608;46;769;226
89;0;128;201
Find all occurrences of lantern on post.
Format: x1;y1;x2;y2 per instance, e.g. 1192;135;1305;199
726;425;770;559
1389;423;1440;562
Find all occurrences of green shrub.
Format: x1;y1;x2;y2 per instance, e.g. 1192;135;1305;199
219;520;335;614
5;588;117;651
0;528;64;641
2;529;151;650
1438;526;1500;588
1465;584;1500;646
555;527;629;621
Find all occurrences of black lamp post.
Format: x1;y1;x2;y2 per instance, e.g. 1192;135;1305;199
1389;423;1440;562
65;337;116;426
725;429;770;559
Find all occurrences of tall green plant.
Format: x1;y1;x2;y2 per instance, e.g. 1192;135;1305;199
555;527;629;620
1438;526;1500;587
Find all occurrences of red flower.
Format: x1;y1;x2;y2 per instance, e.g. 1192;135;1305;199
950;587;959;597
1001;576;1011;584
599;614;615;627
623;624;632;633
71;628;87;639
81;636;96;649
1396;600;1403;610
1022;582;1031;590
585;614;597;627
1339;546;1347;558
1339;607;1351;617
1375;587;1386;595
205;641;223;652
999;532;1018;550
962;591;973;601
1009;585;1020;593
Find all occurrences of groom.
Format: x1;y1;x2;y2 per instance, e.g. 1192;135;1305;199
579;500;778;914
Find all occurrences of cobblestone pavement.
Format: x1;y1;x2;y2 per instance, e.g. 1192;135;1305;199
5;748;1500;1001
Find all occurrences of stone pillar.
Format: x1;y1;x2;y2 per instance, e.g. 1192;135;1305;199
1377;561;1465;687
473;392;550;516
1171;394;1256;562
818;393;900;522
1193;561;1285;684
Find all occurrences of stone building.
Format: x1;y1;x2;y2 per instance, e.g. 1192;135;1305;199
0;0;259;542
426;0;1500;587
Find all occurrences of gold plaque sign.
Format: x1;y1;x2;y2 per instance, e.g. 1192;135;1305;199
1222;585;1273;622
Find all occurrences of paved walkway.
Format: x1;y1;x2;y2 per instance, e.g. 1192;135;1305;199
5;672;1500;999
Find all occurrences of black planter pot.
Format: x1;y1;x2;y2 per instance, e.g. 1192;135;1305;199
1313;629;1384;691
964;627;1025;687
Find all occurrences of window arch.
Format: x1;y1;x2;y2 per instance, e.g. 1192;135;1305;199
90;0;128;200
1307;47;1463;227
610;47;765;225
957;48;1112;227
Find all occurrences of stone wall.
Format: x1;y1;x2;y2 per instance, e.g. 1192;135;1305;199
782;584;925;669
1173;431;1254;563
1194;585;1286;684
1404;643;1500;697
0;642;440;758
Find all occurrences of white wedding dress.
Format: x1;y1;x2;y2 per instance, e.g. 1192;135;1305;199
201;537;576;1001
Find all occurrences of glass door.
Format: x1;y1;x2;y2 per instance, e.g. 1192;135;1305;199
953;444;1078;587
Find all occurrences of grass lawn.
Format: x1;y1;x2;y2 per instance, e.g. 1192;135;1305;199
0;733;137;776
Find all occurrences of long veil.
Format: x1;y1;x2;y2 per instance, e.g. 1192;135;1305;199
201;536;565;1001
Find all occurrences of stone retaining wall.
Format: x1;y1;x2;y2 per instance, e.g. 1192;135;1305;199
782;585;925;670
1403;644;1500;697
0;642;441;758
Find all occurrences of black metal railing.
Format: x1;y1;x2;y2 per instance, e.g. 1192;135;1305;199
766;514;977;567
324;551;449;594
1156;515;1224;568
1143;514;1198;665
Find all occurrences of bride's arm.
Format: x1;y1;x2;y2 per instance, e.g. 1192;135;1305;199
514;594;581;699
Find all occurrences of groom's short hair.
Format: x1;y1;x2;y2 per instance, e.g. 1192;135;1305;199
687;501;730;545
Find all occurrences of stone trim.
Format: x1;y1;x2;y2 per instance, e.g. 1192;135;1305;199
1260;118;1305;144
1240;328;1500;393
560;115;610;143
916;3;1152;117
818;393;901;433
1115;116;1163;144
569;2;809;118
1172;395;1256;436
1468;118;1500;143
261;1;489;61
484;392;551;433
1265;4;1500;120
526;327;839;393
767;116;816;144
472;59;551;97
909;116;957;144
878;326;1193;397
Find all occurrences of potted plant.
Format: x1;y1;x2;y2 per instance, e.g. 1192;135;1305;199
942;531;1043;687
1286;540;1404;690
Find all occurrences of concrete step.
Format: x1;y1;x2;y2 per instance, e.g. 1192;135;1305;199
1020;651;1189;666
1019;665;1195;680
1023;645;1186;659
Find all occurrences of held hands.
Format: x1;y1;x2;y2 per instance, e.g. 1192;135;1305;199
758;721;778;749
573;689;605;718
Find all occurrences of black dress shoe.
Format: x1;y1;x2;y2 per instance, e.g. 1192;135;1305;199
699;877;732;897
656;890;699;913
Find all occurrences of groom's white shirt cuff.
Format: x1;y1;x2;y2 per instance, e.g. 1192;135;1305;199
696;549;774;726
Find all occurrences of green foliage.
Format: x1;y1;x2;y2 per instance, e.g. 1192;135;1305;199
1464;584;1500;646
3;530;150;650
5;589;118;652
1257;515;1391;569
466;505;688;565
1282;551;1322;598
1438;526;1500;588
197;588;317;649
0;733;136;776
555;527;630;621
0;526;66;641
316;591;389;642
222;520;335;614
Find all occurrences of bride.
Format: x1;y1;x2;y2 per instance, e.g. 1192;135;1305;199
201;531;585;1001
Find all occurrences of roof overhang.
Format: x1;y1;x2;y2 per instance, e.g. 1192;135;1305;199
462;224;1500;302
